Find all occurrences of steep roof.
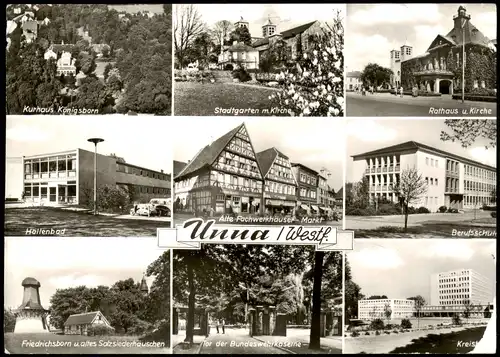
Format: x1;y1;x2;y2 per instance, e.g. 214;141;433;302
252;37;269;47
227;42;255;52
173;160;188;176
280;21;317;40
351;141;497;171
64;311;101;326
291;162;319;175
256;148;278;178
335;187;343;199
51;44;76;53
175;124;244;180
444;20;491;48
18;299;45;310
140;276;148;292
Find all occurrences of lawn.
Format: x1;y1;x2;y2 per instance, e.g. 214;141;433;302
390;326;486;354
4;333;169;354
4;207;170;237
174;82;286;116
352;223;497;238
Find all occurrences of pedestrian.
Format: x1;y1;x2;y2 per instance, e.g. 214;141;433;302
209;207;214;218
221;318;225;334
400;86;404;98
216;318;220;334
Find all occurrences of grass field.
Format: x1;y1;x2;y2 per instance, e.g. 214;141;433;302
4;333;169;354
4;207;169;236
174;82;282;116
390;326;486;354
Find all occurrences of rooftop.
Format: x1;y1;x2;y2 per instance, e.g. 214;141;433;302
64;311;101;326
351;141;496;171
256;147;290;178
253;20;317;47
291;162;319;175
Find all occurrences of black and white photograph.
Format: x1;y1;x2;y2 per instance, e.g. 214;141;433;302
172;117;344;227
345;118;497;238
5;116;173;237
172;245;342;354
344;239;496;354
345;4;497;117
3;237;170;354
6;4;172;115
173;4;344;117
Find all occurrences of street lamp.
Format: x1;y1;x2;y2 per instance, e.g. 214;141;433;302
460;12;469;104
87;138;104;215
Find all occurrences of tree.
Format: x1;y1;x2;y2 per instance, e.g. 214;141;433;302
212;20;233;54
368;295;388;300
309;251;324;350
360;63;393;89
260;38;291;72
229;25;252;46
407;295;426;330
463;300;473;323
393;168;428;232
4;307;16;332
440;119;497;149
383;302;392;321
174;4;204;69
346;175;370;209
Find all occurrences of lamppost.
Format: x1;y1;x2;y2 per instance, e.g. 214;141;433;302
87;138;104;215
460;10;469;104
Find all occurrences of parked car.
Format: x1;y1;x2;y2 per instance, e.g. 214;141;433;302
149;198;171;217
130;203;154;216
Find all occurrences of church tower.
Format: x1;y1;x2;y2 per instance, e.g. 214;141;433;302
262;17;277;38
235;16;249;29
140;274;149;296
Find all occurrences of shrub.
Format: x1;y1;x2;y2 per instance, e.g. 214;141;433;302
393;330;399;334
447;208;459;213
364;331;370;335
417;206;430;214
407;206;417;214
232;67;252;82
87;324;114;336
400;318;412;329
491;212;496;218
370;318;385;331
384;331;390;335
84;184;129;213
351;330;360;337
452;314;462;326
439;205;447;213
224;63;234;71
375;330;381;336
378;204;401;215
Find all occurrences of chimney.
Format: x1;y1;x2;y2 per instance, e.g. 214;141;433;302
161;169;164;173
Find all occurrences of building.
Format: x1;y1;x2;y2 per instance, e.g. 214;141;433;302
56;51;77;76
256;147;298;215
140;275;149;296
22;149;171;206
334;187;343;208
14;277;50;333
351;141;497;212
174;160;188;177
395;6;496;93
5;156;23;200
218;41;260;70
430;269;494;307
174;123;264;215
21;20;38;43
358;298;415;320
64;311;113;335
347;71;363;91
317;173;334;215
291;163;320;215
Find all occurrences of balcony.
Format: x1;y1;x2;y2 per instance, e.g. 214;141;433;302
376;167;381;173
413;69;454;77
382;167;388;172
445;187;460;194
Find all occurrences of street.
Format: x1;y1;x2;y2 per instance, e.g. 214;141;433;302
346;92;496;117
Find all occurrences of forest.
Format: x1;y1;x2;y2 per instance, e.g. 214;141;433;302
6;4;172;115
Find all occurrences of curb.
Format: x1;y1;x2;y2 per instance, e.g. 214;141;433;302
251;336;296;354
196;337;207;355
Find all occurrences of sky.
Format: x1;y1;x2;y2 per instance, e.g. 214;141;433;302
347;239;496;303
173;117;346;191
4;237;166;310
346;119;497;182
189;4;345;39
5;115;173;174
345;4;497;72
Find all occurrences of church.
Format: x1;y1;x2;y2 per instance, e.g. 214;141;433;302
218;16;324;70
391;6;496;95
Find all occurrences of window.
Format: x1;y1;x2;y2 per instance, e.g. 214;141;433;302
435;178;438;185
426;157;429;165
430;178;434;185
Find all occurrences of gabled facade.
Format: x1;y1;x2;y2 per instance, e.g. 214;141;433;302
291;163;320;214
256;147;298;215
174;123;264;215
64;311;113;335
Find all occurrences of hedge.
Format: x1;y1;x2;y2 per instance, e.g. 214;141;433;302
452;94;496;102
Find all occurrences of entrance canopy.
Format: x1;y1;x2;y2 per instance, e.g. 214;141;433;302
282;201;295;207
300;204;310;210
311;205;319;211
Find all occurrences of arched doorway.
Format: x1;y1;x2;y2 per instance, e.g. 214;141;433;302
439;80;452;94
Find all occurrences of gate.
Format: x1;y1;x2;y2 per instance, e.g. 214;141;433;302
274;314;287;336
262;312;270;335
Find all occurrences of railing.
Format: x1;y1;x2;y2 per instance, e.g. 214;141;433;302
376;167;381;173
382;167;388;172
371;168;376;173
413;69;454;76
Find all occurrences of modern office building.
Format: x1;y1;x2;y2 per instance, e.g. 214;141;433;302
351;141;497;212
358;298;415;320
291;163;321;215
430;269;494;307
174;123;264;214
22;149;171;205
256;147;298;215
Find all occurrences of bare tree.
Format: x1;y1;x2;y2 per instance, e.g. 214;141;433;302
408;295;426;330
212;20;233;54
383;302;392;322
463;300;473;324
174;4;204;68
440;119;497;149
393;168;428;232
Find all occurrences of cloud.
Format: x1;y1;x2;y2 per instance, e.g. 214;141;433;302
6;125;53;142
468;147;497;167
350;4;443;27
49;274;103;289
413;24;446;52
349;246;404;270
475;11;497;39
419;240;475;261
347;120;398;143
346;34;394;70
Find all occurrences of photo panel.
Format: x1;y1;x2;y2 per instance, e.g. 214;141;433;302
6;4;172;116
171;244;344;354
345;4;496;117
3;237;171;354
173;4;345;117
5;115;173;237
172;116;345;229
344;239;496;354
345;118;497;238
